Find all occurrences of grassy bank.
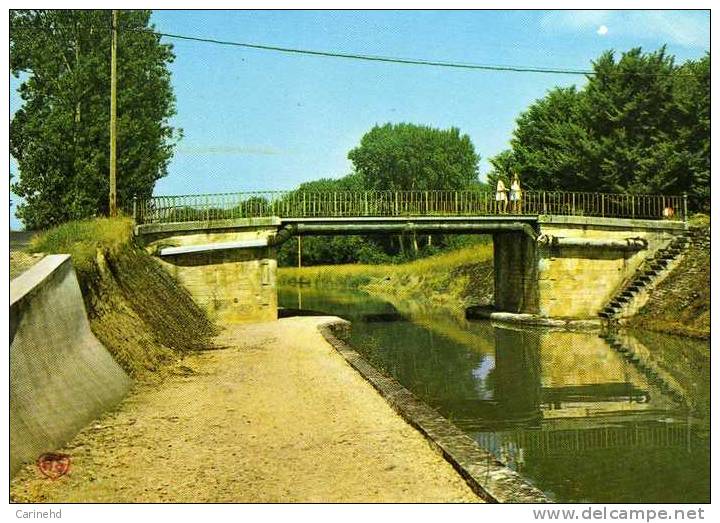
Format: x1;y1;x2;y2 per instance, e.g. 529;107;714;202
279;243;494;313
630;220;710;339
30;218;218;378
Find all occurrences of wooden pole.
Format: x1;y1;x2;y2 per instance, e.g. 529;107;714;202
297;236;302;268
109;9;118;217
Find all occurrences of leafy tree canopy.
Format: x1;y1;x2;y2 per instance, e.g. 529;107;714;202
348;123;480;191
10;9;179;229
489;47;709;210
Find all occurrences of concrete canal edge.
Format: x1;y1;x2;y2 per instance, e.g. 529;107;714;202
318;320;550;504
10;255;131;476
466;305;602;331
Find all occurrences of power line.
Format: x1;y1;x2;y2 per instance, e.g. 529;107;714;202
12;23;702;78
130;28;702;78
131;28;595;76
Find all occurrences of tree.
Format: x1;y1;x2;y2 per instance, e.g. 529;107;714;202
492;47;710;210
508;86;592;191
671;54;710;210
348;123;480;191
10;10;179;229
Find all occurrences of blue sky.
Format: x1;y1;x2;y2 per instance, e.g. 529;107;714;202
9;9;710;229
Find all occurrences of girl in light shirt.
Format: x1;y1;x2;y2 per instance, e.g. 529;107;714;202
509;173;522;213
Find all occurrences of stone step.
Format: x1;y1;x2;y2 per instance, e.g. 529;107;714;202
600;235;689;319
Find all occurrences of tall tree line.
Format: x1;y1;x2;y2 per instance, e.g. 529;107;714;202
488;47;710;211
10;10;179;229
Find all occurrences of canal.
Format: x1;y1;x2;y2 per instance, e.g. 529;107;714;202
279;286;710;503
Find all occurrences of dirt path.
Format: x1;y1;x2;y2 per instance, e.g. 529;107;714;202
11;317;480;502
10;251;45;280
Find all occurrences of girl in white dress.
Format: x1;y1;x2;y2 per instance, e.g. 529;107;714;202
509;173;522;213
495;178;508;213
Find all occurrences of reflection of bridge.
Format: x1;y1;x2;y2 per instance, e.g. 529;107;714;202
133;190;687;323
475;419;692;458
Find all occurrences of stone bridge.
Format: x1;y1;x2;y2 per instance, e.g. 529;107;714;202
132;190;687;323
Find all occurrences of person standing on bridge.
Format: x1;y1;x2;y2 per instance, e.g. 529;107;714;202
509;173;522;214
495;177;508;213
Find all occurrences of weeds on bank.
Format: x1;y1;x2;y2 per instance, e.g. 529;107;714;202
278;242;493;289
28;216;218;378
29;217;133;273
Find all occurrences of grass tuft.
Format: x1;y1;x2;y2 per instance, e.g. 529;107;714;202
29;218;133;273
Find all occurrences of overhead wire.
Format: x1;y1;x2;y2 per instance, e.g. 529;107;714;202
11;23;703;78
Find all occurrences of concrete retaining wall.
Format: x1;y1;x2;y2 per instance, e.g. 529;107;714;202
10;255;131;475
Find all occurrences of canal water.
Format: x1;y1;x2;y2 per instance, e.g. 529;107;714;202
279;286;710;503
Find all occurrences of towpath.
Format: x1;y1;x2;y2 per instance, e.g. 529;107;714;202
10;317;480;502
10;231;43;279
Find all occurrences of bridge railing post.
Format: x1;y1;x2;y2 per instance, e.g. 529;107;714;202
683;192;689;224
132;195;138;223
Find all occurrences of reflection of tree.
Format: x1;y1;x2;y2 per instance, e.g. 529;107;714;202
351;321;491;419
493;327;543;425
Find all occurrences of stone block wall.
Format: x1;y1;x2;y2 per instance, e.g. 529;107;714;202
157;247;277;324
493;232;539;314
535;219;680;318
138;223;280;324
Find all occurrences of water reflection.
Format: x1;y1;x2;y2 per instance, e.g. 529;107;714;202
278;286;710;503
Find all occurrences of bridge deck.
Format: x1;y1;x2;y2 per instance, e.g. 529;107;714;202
136;213;685;257
133;190;687;225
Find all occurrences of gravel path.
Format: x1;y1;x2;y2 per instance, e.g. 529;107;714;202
11;317;480;502
10;251;45;280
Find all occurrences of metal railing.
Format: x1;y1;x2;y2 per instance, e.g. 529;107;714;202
133;190;687;224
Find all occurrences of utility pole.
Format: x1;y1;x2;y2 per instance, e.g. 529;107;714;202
109;9;118;216
297;236;302;268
